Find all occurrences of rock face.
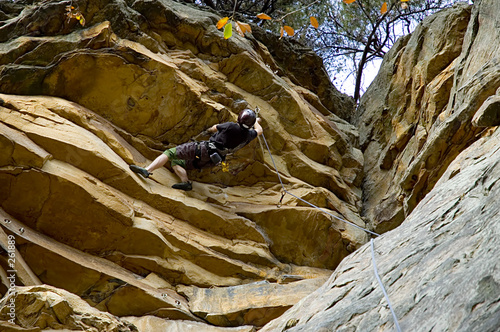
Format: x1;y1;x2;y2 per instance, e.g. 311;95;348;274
356;2;473;233
261;0;500;330
260;124;500;331
0;0;363;330
357;0;500;234
0;285;138;331
2;0;500;330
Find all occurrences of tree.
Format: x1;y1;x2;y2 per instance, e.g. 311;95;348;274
197;0;457;100
213;0;320;39
309;0;456;101
195;0;297;17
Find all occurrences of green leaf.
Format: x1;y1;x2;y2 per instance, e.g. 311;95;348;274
224;22;233;39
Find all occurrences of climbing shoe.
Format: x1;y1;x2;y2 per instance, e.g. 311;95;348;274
129;165;151;178
172;181;192;191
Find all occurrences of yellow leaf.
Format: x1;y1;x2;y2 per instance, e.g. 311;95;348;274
257;13;272;20
401;0;409;2
237;21;252;35
283;25;295;37
79;17;86;26
310;16;319;29
343;0;356;3
217;17;229;29
224;22;232;39
75;15;81;20
381;2;388;14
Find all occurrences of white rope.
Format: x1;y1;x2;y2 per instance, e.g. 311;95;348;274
259;128;402;331
260;132;379;237
371;239;402;332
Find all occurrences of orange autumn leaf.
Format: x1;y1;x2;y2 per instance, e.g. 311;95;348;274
217;17;229;29
401;0;409;1
380;2;388;14
235;24;244;37
343;0;356;4
310;16;319;29
256;13;272;20
283;25;295;36
280;26;284;38
236;21;252;36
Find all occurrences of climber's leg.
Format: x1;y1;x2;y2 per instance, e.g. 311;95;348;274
129;149;171;178
172;165;189;183
146;154;169;173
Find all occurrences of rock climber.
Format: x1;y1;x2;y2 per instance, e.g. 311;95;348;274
129;109;263;191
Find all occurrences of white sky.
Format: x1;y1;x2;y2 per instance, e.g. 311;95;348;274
332;0;474;98
334;58;383;97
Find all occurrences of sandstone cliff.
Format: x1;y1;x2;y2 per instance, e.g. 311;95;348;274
1;0;500;331
262;0;500;330
0;0;364;330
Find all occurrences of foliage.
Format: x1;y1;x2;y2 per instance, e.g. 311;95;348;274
310;0;454;100
202;0;459;99
65;5;85;26
216;0;319;39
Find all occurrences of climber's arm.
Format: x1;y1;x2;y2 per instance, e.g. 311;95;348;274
254;118;263;136
196;125;218;138
207;124;219;134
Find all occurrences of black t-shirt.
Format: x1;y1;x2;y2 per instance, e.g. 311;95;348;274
209;122;257;150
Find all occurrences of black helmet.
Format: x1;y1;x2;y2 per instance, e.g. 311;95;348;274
237;109;256;129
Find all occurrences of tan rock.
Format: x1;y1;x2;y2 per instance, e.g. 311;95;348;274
261;107;500;332
179;278;327;327
124;316;256;332
0;0;363;328
0;285;137;331
472;95;500;127
355;2;473;232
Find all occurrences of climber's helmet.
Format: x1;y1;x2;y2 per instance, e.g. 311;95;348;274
237;109;257;129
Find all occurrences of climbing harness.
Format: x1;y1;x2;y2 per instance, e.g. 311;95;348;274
259;117;402;330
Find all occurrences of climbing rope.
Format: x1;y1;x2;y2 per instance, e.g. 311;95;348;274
260;131;380;237
259;123;401;330
371;239;402;332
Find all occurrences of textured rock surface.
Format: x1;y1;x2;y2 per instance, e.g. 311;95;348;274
0;285;138;331
357;0;500;233
261;0;500;330
260;115;500;332
124;316;256;332
0;0;362;330
356;2;474;232
179;278;327;327
2;0;500;330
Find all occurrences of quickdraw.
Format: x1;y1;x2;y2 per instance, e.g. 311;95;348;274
277;191;286;208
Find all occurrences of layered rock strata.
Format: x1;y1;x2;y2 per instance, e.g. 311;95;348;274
0;0;363;330
261;122;500;331
261;0;500;330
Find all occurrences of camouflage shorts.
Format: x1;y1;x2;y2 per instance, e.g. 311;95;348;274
163;147;187;169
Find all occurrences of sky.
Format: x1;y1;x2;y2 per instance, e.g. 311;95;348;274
334;59;383;97
331;0;474;98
